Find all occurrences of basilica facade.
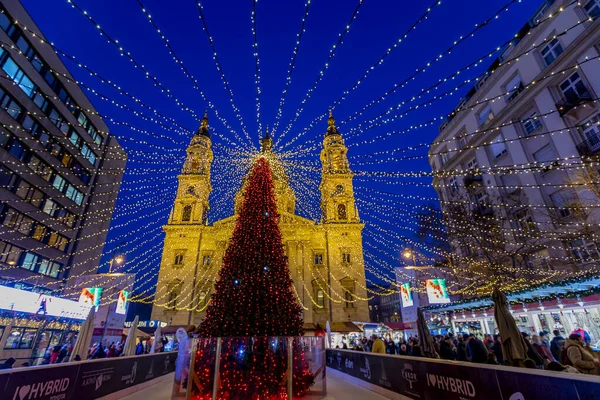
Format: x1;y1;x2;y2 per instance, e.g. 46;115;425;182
150;112;369;329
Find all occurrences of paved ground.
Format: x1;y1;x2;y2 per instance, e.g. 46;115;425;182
122;370;389;400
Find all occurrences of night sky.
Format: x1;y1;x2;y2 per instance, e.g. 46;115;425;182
21;0;544;312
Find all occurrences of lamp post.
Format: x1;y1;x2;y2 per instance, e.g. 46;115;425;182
402;246;417;267
101;251;125;348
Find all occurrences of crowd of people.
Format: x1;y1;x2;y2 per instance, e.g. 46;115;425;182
0;335;170;370
338;329;600;375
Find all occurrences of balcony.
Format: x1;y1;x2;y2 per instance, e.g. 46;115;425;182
464;173;483;188
576;134;600;157
556;90;593;117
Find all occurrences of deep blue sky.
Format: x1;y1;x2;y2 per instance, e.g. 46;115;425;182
22;0;543;308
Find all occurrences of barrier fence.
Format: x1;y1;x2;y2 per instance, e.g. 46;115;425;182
326;349;600;400
0;351;176;400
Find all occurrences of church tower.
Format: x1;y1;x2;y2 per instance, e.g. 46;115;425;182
151;113;213;326
319;111;359;223
318;111;369;323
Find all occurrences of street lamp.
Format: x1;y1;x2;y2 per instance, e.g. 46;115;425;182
402;248;417;267
108;254;124;274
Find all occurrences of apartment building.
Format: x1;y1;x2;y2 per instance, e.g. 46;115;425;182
0;0;126;294
429;0;600;274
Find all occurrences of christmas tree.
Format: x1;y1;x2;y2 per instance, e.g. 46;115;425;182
193;157;314;399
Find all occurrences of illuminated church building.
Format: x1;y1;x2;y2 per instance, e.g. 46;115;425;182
151;111;369;329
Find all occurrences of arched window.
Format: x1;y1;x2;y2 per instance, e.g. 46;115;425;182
337;204;347;220
167;280;182;309
344;291;354;308
182;205;192;221
316;289;325;307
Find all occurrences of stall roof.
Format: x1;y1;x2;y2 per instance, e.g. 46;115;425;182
422;275;600;313
383;322;411;331
123;327;150;338
329;322;362;333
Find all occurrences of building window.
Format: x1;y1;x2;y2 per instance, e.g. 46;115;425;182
466;158;478;170
314;253;323;265
342;252;351;264
489;135;507;159
458;134;467;149
478;105;494;127
522;111;543;135
559;72;588;103
584;0;600;19
533;144;558;169
505;74;522;102
182;205;192;222
174;253;184;266
440;151;449;166
202;255;211;266
316;289;325;307
541;38;563;66
567;239;600;263
167;280;182;309
501;174;520;194
344;291;354;308
449;177;458;193
337;204;347;220
550;189;578;218
514;209;536;233
4;327;37;349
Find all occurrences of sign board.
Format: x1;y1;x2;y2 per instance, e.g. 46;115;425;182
400;282;413;307
115;290;129;315
0;352;176;400
78;287;103;310
326;350;600;400
425;279;450;304
0;285;90;319
123;320;167;329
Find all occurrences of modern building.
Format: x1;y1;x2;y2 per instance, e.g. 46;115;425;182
429;0;600;276
367;284;401;323
151;112;370;329
0;0;126;295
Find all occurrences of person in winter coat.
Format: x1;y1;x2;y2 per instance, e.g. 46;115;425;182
521;332;544;368
532;334;554;363
550;330;566;362
371;335;386;354
565;333;599;374
0;357;15;369
456;335;468;361
492;335;504;365
136;339;144;355
56;345;68;363
411;340;423;357
49;344;61;364
466;334;488;363
439;337;456;360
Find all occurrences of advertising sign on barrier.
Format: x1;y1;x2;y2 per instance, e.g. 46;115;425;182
326;349;600;400
0;352;176;400
3;364;80;400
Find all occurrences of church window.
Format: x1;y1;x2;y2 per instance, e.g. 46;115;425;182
174;253;184;266
336;185;344;194
341;278;355;308
316;289;325;307
197;291;209;309
344;290;354;308
182;205;192;222
338;204;347;220
202;255;211;266
342;252;351;264
167;280;182;309
314;253;323;265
